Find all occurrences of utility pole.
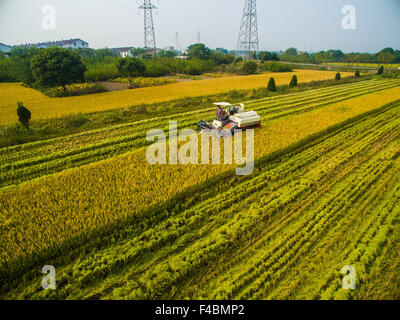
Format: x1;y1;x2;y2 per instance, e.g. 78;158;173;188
197;32;201;44
237;0;259;58
139;0;157;51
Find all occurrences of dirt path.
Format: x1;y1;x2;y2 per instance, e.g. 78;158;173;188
97;81;129;92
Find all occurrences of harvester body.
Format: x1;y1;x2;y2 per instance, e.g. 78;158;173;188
196;102;261;137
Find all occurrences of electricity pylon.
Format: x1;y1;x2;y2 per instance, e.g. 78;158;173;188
139;0;157;51
237;0;259;57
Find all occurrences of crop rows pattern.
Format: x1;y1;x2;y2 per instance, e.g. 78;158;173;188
1;79;399;189
2;96;400;299
1;78;400;299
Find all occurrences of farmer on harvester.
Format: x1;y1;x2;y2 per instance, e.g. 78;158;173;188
216;105;225;121
217;105;231;125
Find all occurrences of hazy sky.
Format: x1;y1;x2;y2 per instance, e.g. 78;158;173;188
1;0;399;52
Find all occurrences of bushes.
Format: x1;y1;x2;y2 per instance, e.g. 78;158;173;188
260;62;293;73
267;77;277;92
379;70;400;79
259;51;280;62
222;62;244;74
145;63;170;77
289;75;298;88
117;58;146;86
335;72;341;80
112;77;176;88
183;59;215;75
184;64;202;76
377;66;384;75
84;64;119;82
142;58;215;77
8;47;39;84
0;59;17;82
56;56;217;83
43;83;106;97
63;114;89;129
17;102;31;130
355;71;360;77
242;61;258;75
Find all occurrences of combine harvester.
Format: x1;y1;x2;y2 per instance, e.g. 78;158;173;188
197;102;261;137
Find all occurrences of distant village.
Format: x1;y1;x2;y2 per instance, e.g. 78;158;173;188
0;38;186;58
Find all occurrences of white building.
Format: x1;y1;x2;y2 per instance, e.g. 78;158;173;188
112;47;134;58
0;43;12;53
57;39;89;49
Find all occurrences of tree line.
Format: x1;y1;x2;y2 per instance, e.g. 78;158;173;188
279;47;400;65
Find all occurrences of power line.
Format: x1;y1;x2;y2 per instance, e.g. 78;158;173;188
107;0;136;13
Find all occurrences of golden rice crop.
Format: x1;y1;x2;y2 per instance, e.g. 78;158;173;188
0;70;353;126
111;77;177;87
0;86;399;269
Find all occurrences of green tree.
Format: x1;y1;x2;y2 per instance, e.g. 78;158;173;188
158;50;175;58
355;70;360;77
345;53;361;66
117;57;146;86
285;48;298;56
242;61;257;74
211;51;235;65
377;52;395;64
130;48;146;58
31;47;86;91
215;47;229;54
327;49;344;60
259;51;280;62
335;72;341;80
267;77;277;92
378;47;394;55
315;51;330;64
75;48;96;58
235;56;244;63
187;44;212;60
394;50;400;63
17;102;31;130
289;75;298;88
95;48;118;58
377;66;384;75
9;47;39;84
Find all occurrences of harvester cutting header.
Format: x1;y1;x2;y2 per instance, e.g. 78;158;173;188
197;102;261;137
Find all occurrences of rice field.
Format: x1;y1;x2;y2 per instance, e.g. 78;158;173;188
1;78;400;300
0;70;353;126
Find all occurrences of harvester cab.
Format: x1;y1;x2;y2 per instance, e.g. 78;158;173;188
197;102;261;137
